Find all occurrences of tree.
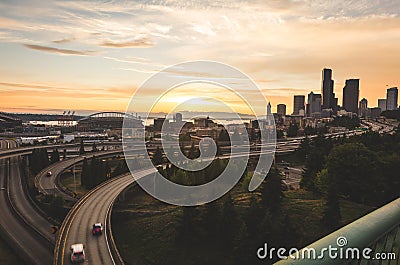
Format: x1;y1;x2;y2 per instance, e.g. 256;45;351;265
80;158;90;188
322;184;341;229
327;143;378;203
220;194;238;248
201;202;220;244
92;142;98;152
244;195;261;237
63;149;67;160
297;135;311;159
287;122;299;137
29;148;50;174
300;148;325;191
231;129;242;143
152;146;164;165
260;167;283;212
50;148;60;164
79;140;85;155
111;160;129;178
218;129;230;142
187;142;199;159
176;207;198;244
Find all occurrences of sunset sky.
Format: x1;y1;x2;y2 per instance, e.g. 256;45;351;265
0;0;399;115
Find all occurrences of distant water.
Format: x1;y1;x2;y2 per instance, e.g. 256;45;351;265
28;119;251;127
144;118;251;126
28;121;77;126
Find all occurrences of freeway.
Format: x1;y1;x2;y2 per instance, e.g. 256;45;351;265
0;141;122;159
0;140;53;265
55;168;156;265
36;149;123;200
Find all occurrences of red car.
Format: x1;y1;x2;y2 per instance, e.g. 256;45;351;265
92;223;103;235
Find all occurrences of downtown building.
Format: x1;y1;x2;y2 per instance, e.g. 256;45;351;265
321;68;336;112
277;104;286;116
386;87;398;110
306;92;322;117
342;79;360;115
293;95;305;115
378;99;387;112
359;98;368;118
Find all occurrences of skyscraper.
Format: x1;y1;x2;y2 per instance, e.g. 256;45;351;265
378;99;387;112
359;98;368;117
386;87;398;110
342;79;360;114
321;68;335;110
277;104;286;116
175;112;183;123
306;92;322;116
293;95;305;115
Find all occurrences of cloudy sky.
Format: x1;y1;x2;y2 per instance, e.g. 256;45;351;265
0;0;399;115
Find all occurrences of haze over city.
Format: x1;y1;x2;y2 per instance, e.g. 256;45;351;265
1;0;400;115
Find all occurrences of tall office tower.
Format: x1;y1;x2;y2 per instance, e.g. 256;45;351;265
306;92;322;116
378;99;387;112
359;98;368;117
293;95;305;115
342;79;360;114
321;68;335;110
267;102;272;115
175;112;183;123
277;104;286;116
386;87;398;110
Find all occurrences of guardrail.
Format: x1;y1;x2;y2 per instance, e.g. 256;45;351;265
0;142;123;159
274;197;400;265
105;178;133;265
6;157;54;248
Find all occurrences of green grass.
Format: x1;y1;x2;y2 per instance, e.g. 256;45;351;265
112;187;375;265
60;172;88;197
0;237;24;265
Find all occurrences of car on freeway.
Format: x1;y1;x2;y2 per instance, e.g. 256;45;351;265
92;223;103;236
46;171;52;177
70;243;85;263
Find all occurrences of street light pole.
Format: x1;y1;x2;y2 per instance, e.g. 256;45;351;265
73;156;77;194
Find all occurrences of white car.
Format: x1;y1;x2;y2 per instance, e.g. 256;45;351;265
70;243;85;263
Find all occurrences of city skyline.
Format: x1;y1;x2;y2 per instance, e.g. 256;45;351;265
1;1;400;115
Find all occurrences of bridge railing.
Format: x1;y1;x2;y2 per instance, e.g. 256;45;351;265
274;197;400;265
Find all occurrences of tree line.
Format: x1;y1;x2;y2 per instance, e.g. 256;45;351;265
299;130;400;228
174;167;297;264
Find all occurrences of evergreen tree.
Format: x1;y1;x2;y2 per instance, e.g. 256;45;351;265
176;206;198;244
201;201;220;244
231;129;242;143
218;129;230;142
80;158;89;188
79;140;85;155
152;146;164;165
244;195;261;237
287;122;299;137
220;194;238;248
50;148;60;164
322;184;341;229
187;142;199;159
92;142;98;152
260;167;283;212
